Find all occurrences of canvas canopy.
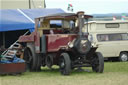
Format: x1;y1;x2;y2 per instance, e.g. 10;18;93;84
0;8;65;32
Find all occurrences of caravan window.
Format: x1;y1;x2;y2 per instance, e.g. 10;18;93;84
121;33;128;40
97;34;109;41
105;23;120;28
109;34;122;41
97;33;128;42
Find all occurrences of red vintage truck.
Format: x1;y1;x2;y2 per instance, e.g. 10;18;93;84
18;11;104;75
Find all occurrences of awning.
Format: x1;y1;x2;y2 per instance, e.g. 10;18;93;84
0;8;65;32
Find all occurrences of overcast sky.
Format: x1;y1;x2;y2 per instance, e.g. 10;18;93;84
45;0;128;14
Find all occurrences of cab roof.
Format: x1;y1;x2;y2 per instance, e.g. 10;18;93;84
36;13;93;20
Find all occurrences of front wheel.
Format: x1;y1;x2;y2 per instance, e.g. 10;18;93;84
92;52;104;73
59;53;71;75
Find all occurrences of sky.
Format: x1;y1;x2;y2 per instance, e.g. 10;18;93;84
45;0;128;14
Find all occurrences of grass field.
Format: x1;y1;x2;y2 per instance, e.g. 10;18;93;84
0;62;128;85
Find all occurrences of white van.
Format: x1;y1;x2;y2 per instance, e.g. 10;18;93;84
84;20;128;61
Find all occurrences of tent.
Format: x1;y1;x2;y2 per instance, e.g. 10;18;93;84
0;8;65;48
0;8;65;32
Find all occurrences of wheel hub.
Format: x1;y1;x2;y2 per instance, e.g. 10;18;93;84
121;54;128;61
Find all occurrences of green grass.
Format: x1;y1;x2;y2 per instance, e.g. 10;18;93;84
0;62;128;85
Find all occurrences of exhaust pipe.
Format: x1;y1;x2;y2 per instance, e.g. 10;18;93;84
77;11;85;38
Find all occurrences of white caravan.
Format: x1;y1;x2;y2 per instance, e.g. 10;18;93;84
83;20;128;61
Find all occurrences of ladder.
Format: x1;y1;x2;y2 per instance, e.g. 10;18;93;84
1;31;29;60
2;43;21;59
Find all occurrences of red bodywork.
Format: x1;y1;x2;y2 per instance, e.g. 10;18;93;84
19;31;77;53
19;32;40;53
46;34;77;52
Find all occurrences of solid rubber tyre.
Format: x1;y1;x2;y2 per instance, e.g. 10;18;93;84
23;43;38;71
59;53;71;75
92;52;104;73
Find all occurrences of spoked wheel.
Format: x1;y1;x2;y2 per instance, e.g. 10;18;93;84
23;43;40;71
119;52;128;62
92;52;104;73
59;53;71;75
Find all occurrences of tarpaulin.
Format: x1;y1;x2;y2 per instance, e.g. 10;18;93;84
0;8;65;32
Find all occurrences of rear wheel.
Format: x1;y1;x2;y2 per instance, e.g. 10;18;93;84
23;43;41;71
45;54;53;68
119;52;128;62
92;52;104;73
59;53;71;75
36;54;42;71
